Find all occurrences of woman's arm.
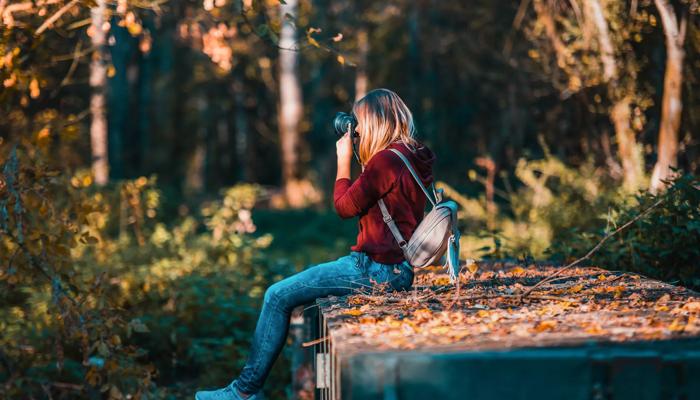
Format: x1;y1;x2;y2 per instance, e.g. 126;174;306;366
333;147;401;219
335;132;352;181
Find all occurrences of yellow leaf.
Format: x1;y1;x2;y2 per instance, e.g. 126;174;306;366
466;259;479;274
107;65;116;78
433;276;450;286
307;36;320;48
568;284;584;294
511;266;526;275
343;308;363;316
82;175;93;187
336;55;345;65
669;318;686;332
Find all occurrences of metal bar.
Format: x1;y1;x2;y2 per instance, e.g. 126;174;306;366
330;329;335;400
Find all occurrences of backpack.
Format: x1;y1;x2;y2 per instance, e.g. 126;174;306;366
377;148;462;282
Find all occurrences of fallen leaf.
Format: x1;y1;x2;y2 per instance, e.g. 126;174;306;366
669;318;686;332
534;320;557;332
568;284;584;294
511;266;526;275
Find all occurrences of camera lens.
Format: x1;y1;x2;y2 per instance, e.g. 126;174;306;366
333;112;358;138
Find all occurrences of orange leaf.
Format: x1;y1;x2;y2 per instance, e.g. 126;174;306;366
534;320;557;332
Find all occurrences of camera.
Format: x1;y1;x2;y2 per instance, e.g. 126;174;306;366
333;112;358;138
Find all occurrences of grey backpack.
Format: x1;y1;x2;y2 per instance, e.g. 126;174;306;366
377;148;461;282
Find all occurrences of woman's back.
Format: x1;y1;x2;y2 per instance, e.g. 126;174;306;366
334;140;436;264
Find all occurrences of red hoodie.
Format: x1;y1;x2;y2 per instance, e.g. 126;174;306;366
333;140;436;264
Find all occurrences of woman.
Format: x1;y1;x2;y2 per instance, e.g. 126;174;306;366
195;88;435;400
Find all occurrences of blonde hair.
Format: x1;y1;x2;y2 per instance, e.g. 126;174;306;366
352;88;418;165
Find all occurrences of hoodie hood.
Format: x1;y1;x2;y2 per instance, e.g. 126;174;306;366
388;140;436;184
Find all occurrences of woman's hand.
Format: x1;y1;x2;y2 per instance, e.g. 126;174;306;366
335;131;353;180
336;131;353;164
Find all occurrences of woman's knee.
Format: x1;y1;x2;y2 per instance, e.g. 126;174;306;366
263;280;295;312
263;282;282;306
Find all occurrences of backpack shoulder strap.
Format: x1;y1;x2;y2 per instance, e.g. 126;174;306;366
387;148;437;207
377;198;408;256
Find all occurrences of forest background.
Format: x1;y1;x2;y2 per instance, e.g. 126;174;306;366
1;0;699;398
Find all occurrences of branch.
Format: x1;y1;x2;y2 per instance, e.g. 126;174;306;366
520;196;665;300
35;0;78;35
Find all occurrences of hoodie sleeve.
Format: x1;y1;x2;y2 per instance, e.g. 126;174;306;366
333;150;403;219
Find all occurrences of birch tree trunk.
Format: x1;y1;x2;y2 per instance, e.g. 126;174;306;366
278;0;305;207
89;0;109;185
650;0;687;193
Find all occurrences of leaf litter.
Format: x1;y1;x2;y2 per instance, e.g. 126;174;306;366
317;261;700;354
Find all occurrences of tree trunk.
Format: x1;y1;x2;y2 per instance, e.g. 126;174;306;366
279;0;306;207
354;26;368;101
610;96;643;190
650;0;687;193
232;74;251;182
89;0;109;185
584;0;643;191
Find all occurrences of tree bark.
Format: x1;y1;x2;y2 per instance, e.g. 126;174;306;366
610;96;643;190
650;0;687;193
89;0;109;185
583;0;643;190
278;0;306;207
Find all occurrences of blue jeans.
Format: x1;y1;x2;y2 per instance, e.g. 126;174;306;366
233;251;414;395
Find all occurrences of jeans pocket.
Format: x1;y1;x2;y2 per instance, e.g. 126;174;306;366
367;260;414;292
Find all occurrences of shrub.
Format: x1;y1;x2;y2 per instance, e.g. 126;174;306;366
1;143;296;398
549;173;700;289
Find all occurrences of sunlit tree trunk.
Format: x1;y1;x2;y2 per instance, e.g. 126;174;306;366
90;0;109;185
584;0;643;191
279;0;306;207
650;0;687;193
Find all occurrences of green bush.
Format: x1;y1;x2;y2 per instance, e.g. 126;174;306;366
1;144;299;399
549;173;700;289
446;152;626;259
